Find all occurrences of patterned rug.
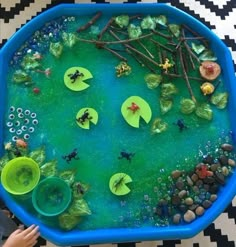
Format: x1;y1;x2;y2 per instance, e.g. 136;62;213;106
0;0;236;246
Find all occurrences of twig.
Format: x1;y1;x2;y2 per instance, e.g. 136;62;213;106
178;46;197;103
109;30;160;67
183;41;200;64
77;11;102;32
150;39;174;53
182;24;208;46
137;40;155;59
102;46;127;61
98;17;114;40
164;72;204;82
152;29;172;40
126;49;145;67
76;32;154;46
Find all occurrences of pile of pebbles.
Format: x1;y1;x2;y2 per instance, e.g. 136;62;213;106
153;143;235;225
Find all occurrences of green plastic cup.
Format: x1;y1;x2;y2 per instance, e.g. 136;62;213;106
1;157;41;195
32;177;72;217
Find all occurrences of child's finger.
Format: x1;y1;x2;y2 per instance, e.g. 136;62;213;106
25;226;40;240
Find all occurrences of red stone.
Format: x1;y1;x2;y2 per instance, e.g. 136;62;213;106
33;87;40;94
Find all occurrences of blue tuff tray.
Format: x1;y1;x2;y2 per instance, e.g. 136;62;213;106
0;3;236;246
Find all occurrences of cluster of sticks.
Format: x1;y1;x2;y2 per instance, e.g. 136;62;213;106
76;11;209;103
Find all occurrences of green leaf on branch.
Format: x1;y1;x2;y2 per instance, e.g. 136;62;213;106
13;70;31;84
210;92;228;109
21;55;41;70
49;42;63;58
114;15;129;28
68;198;91;216
58;213;81;231
59;170;76;186
160;98;173;114
191;42;205;55
144;73;162;89
161;83;178;98
195;103;213;120
128;24;142;39
180;98;196;114
40;160;57;177
199;50;217;61
141;16;156;30
29;146;46;166
154;15;167;27
62;32;77;48
168;24;181;38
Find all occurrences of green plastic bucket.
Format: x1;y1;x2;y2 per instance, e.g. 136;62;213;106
32;177;72;216
1;157;41;195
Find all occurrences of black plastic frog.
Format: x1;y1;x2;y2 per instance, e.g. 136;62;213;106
118;151;135;163
68;69;84;83
174;119;187;132
76;109;92;125
62;148;79;163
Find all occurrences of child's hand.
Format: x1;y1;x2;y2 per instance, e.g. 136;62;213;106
3;225;40;247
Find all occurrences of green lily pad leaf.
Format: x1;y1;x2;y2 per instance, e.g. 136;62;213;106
180;98;196;114
168;24;181;38
68;198;91;216
0;154;9;173
199;50;217;61
76;108;98;129
195;103;213;120
49;42;63;58
151;118;168;134
127;24;142;39
21;55;41;70
72;182;90;199
58;213;81;231
109;173;132;196
13;70;31;84
141;16;156;30
62;32;77;48
64;67;93;91
59;170;76;186
114;15;129;28
210;92;228;109
121;96;152;128
160;97;173;114
40;160;57;177
161;83;178;98
29;146;45;166
154;15;167;27
144;73;162;89
191;42;206;55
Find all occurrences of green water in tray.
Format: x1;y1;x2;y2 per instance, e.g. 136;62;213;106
3;14;232;230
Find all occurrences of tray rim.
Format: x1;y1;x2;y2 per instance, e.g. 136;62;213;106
0;3;236;246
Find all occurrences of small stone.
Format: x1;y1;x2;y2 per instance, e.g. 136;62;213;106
202;200;212;209
203;177;215;184
209;184;219;194
210;163;220;172
228;159;235;167
191;173;199;182
195;206;205;216
210;194;217;202
189;204;199;211
173;213;181;224
194;195;202;204
195;180;203;187
221;143;233;152
214;171;225;185
203;184;210;191
172;195;181;205
218;155;228;166
202;154;214;164
144;194;149;201
176;180;184;190
186;176;193;186
185;197;194;206
179;204;187;213
192;186;200;194
221;166;229;176
178;190;187;198
171;170;182;179
184;210;196;223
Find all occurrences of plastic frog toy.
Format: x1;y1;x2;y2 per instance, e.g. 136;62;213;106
115;62;131;77
159;58;174;72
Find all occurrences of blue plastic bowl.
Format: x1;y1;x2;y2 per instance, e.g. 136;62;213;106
0;4;236;246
